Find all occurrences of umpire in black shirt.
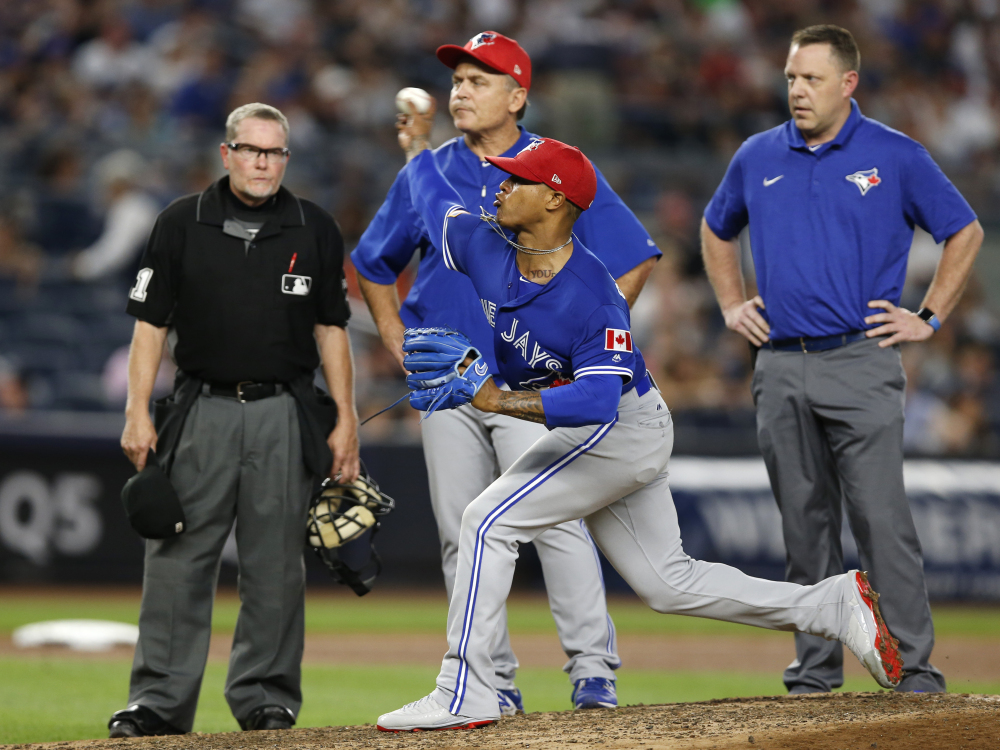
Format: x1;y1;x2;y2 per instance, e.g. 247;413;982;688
109;103;359;737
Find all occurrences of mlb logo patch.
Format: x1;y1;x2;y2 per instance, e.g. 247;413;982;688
605;328;632;352
282;274;312;296
846;167;882;196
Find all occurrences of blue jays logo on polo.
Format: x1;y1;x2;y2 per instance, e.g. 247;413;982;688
470;32;496;49
846;167;882;196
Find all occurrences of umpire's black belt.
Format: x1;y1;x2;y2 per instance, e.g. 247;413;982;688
765;330;867;353
205;381;286;403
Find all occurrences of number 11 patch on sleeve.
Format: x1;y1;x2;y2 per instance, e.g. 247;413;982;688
605;328;632;352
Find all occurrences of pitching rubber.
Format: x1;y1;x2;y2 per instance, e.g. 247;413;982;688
377;719;496;733
855;571;904;687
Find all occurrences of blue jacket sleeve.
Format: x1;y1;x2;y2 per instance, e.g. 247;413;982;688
406;149;479;274
704;145;748;241
573;164;661;279
350;169;428;284
540;373;622;428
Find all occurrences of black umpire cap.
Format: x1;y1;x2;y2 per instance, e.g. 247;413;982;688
121;451;186;539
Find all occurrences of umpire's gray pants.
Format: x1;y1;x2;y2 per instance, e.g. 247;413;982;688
128;389;313;731
753;337;944;693
422;406;620;688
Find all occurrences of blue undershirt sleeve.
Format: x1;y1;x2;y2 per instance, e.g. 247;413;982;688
406;149;478;274
540;373;622;428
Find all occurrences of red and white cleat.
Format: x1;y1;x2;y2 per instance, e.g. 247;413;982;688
376;694;497;733
841;570;903;688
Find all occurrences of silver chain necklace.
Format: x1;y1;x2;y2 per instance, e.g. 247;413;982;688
479;207;574;255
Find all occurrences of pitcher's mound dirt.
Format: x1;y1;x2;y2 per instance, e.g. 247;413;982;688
11;693;999;750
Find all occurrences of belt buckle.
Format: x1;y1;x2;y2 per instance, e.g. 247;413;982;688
236;381;253;403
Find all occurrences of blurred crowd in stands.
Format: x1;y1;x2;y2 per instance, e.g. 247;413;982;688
1;0;999;456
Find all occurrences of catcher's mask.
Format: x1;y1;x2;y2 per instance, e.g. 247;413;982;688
306;461;395;596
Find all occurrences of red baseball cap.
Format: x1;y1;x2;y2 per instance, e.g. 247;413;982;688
436;31;531;90
486;138;597;210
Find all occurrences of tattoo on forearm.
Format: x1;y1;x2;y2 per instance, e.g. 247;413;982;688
495;391;546;424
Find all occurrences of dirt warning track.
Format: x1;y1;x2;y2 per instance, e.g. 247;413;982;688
9;693;998;750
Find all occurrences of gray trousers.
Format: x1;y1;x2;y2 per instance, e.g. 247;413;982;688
432;387;856;719
421;406;619;687
128;389;314;731
753;337;944;693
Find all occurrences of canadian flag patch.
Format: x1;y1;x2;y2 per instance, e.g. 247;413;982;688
605;329;632;352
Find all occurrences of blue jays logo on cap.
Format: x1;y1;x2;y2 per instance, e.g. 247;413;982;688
518;139;544;154
470;32;496;49
846;167;882;196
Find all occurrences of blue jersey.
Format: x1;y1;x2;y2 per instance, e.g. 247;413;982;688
352;127;659;384
405;149;647;428
704;100;976;341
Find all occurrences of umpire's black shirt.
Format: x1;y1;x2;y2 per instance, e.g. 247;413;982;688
126;176;350;384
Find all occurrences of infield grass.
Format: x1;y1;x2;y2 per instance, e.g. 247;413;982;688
0;589;998;744
2;587;998;637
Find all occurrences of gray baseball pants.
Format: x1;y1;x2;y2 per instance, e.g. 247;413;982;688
128;389;313;731
431;387;856;719
753;336;944;693
422;406;619;688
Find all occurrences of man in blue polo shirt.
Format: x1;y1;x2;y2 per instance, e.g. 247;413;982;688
352;31;660;712
702;25;983;694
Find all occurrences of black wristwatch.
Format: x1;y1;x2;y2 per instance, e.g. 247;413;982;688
916;307;941;332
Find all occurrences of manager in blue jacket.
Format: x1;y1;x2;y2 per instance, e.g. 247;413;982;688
352;32;660;712
702;25;983;694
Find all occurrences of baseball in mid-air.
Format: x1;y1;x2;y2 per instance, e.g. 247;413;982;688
395;87;433;115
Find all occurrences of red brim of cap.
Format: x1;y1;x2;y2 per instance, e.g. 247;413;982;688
437;44;496;73
484;155;547;187
486;155;589;209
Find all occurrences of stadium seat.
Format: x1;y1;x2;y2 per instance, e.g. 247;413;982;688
6;342;83;374
3;312;89;346
50;370;109;411
86;313;137;345
0;280;36;314
76;314;136;372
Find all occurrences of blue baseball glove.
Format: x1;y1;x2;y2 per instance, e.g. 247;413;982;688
403;327;480;389
402;327;492;417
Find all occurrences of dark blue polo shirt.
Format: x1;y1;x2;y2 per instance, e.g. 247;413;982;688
704;100;976;340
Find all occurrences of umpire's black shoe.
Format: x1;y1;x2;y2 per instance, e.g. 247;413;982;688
108;705;185;738
243;705;296;731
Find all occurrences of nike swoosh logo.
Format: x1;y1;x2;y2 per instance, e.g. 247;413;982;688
763;175;784;186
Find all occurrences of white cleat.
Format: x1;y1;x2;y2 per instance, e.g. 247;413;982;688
840;570;903;689
376;694;497;733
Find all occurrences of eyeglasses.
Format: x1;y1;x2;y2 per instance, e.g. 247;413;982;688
225;142;291;163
